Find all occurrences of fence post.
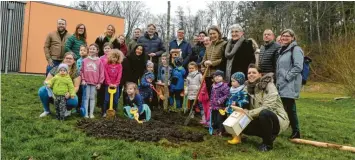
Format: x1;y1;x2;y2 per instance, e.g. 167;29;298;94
5;2;15;74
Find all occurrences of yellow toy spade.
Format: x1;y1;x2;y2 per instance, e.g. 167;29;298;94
106;87;117;120
130;108;143;124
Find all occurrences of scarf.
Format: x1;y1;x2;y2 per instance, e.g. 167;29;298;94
246;78;260;95
225;36;245;82
230;84;245;94
213;82;223;89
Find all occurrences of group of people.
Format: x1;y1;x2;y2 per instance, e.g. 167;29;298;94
38;18;305;152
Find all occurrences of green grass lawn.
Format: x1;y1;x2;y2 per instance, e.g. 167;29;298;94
2;74;355;160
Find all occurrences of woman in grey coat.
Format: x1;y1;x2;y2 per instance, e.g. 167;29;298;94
276;29;304;139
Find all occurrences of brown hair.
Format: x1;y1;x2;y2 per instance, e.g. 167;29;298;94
188;61;198;69
125;82;139;95
62;52;78;79
281;29;296;41
103;42;113;49
79;45;88;52
208;25;222;40
118;34;125;43
248;63;262;73
108;49;123;64
74;24;87;43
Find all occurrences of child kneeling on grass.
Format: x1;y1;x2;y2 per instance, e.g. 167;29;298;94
46;63;76;120
123;82;151;122
226;72;249;144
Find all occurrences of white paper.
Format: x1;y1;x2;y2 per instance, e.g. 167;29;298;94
239;115;250;129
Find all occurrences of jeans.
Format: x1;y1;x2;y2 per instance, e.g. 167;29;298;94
83;85;97;116
103;85;120;115
169;90;183;108
38;86;78;113
45;60;62;76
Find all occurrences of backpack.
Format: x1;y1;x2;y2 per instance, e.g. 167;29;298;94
290;46;312;85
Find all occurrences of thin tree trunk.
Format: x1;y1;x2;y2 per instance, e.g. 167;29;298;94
309;1;313;44
341;1;348;38
164;1;171;111
316;1;322;47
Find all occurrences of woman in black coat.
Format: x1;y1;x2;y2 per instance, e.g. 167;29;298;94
225;24;255;83
126;44;147;84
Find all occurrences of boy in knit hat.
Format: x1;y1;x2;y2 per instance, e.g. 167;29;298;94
139;68;155;106
169;57;186;112
225;72;249;144
46;63;76;120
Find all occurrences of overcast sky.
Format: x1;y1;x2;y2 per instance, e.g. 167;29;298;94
43;0;208;16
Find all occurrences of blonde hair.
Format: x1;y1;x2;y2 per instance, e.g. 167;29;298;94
108;49;124;64
105;24;116;44
125;82;139;95
188;61;198;69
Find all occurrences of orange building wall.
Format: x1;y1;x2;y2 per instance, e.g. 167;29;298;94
20;1;125;74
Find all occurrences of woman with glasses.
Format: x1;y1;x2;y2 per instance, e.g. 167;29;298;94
65;24;87;60
276;29;304;139
38;52;81;118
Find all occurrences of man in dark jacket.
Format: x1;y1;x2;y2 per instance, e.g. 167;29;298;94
128;28;141;55
169;28;192;69
44;19;71;76
259;29;281;75
193;31;208;65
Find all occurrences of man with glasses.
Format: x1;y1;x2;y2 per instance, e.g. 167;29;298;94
259;29;281;76
169;28;192;70
44;19;71;76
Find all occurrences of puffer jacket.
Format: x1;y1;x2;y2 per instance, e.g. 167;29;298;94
259;41;281;74
186;71;202;100
210;82;230;110
137;32;166;62
170;66;186;91
65;34;87;60
201;39;227;77
276;41;304;99
246;73;290;134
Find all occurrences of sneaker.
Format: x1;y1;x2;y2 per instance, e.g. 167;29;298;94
64;110;71;117
258;143;273;152
289;131;301;139
90;114;95;119
84;116;89;119
39;111;50;117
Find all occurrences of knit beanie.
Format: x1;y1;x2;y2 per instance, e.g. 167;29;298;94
174;57;183;67
146;60;154;67
231;72;245;85
57;63;69;72
213;70;224;78
145;72;155;81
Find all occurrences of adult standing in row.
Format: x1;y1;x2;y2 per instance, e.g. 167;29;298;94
117;34;128;56
95;24;120;57
169;28;192;69
44;19;71;76
126;44;147;84
65;24;87;60
201;26;227;95
137;24;166;77
128;28;142;55
194;31;208;64
259;29;281;76
276;29;304;139
224;24;255;83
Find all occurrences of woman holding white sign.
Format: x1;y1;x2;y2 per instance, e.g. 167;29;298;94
234;64;289;152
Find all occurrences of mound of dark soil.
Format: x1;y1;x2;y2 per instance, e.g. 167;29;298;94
76;111;206;143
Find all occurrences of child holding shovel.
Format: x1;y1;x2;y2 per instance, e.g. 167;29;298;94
102;49;123;117
185;62;203;119
123;82;151;122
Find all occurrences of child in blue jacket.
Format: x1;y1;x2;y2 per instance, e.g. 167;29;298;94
169;57;186;111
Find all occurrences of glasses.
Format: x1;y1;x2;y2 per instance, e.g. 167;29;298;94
65;57;74;60
78;27;85;30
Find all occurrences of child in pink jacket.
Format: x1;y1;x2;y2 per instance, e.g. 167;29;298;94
81;43;105;118
102;49;123;117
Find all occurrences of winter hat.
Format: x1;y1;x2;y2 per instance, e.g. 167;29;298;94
57;63;69;72
145;72;155;81
174;57;183;67
213;70;224;78
231;72;245;85
146;60;154;67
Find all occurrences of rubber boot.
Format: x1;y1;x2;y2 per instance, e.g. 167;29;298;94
228;135;241;144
